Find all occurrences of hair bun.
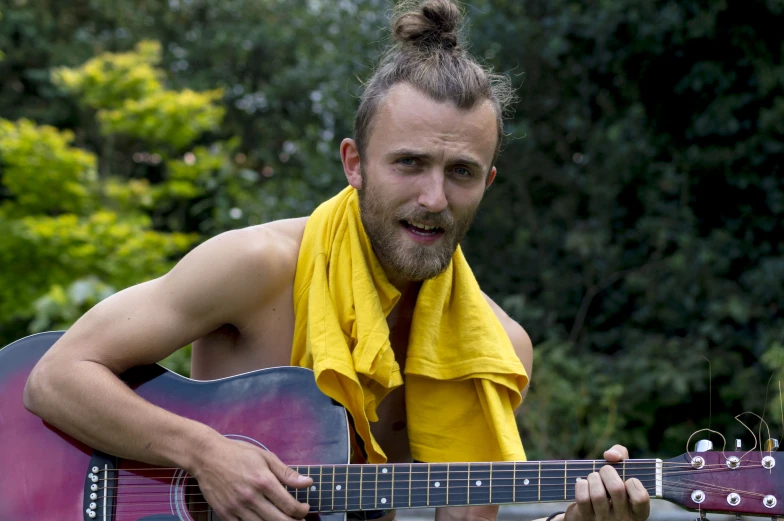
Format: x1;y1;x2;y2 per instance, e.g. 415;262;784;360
393;0;462;52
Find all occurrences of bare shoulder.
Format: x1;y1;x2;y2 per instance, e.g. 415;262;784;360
482;292;533;389
223;216;309;273
481;292;533;364
156;217;310;329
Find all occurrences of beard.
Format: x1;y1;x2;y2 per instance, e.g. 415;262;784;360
357;166;479;281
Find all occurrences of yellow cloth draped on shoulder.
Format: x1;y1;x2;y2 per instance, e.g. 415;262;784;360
291;186;528;464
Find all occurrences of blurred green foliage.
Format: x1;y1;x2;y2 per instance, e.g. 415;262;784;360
1;0;784;462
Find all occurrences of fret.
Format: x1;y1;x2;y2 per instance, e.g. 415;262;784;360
360;465;376;511
410;463;428;507
317;466;325;512
428;463;449;507
392;463;411;508
540;461;566;502
329;465;336;512
538;462;541;501
467;463;491;506
565;461;590;502
427;464;430;506
305;465;312;509
377;464;393;509
490;463;515;505
447;463;469;506
625;459;659;496
333;465;348;512
513;462;540;504
346;465;362;511
288;466;302;504
409;463;412;507
392;465;395;508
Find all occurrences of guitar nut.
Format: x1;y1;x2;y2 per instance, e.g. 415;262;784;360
726;456;740;469
691;456;705;469
727;493;741;506
692;490;705;503
763;456;776;469
764;495;777;508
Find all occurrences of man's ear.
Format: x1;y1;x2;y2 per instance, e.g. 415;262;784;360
341;138;363;190
485;166;497;189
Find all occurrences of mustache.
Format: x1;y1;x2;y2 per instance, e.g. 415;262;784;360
395;208;455;230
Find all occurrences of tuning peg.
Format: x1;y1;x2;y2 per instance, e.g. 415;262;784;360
694;439;714;452
735;439;742;450
766;438;780;451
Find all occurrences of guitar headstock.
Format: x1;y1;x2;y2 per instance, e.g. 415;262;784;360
662;451;784;518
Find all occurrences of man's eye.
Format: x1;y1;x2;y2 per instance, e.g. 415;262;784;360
453;166;472;177
399;157;417;166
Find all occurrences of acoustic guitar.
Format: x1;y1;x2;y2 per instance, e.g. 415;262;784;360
1;331;781;520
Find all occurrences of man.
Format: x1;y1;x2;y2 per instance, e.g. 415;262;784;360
23;1;650;521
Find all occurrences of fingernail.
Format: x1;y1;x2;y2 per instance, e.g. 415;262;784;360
609;449;622;458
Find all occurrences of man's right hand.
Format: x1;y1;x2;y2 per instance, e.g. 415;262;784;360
193;437;313;521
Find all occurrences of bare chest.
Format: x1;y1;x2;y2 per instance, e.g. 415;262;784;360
190;283;414;463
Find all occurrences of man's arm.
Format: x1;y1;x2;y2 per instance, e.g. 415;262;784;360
23;225;311;521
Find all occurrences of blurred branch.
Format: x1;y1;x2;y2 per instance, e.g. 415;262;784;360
569;248;665;344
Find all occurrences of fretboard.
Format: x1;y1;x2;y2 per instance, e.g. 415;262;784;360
285;460;660;513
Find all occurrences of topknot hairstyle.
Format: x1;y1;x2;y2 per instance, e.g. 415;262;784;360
354;0;515;166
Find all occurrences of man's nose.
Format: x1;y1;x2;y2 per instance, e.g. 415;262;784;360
416;169;448;213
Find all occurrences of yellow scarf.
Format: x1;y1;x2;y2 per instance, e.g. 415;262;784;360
291;186;527;463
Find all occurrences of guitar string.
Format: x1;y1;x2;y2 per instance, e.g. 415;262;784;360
92;462;773;485
88;476;763;506
99;484;768;515
95;460;764;477
107;460;766;473
102;482;766;509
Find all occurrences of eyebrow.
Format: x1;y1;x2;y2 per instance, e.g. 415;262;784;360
386;148;485;170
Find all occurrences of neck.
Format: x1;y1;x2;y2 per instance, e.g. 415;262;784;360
379;261;418;294
283;459;661;513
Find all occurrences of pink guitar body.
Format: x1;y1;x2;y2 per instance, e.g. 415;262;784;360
0;331;350;521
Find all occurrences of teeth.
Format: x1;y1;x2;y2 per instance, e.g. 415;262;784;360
407;220;438;231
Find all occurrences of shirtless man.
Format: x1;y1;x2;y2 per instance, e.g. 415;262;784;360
23;1;650;521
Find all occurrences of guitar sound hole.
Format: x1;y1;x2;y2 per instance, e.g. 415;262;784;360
185;477;221;521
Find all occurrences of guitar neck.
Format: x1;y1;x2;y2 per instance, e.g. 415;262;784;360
287;460;661;512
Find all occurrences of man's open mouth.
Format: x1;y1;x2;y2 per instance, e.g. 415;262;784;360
401;220;444;236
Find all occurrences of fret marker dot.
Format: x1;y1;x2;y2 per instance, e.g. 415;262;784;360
311;486;317;491
382;468;388;473
476;480;482;486
381;498;387;504
524;479;529;485
434;482;441;487
336;485;342;491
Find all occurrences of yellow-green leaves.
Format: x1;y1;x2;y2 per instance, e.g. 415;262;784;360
0;119;96;215
52;40;164;111
53;40;224;150
98;89;224;149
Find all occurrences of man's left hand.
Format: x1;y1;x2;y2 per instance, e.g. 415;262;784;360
564;444;650;521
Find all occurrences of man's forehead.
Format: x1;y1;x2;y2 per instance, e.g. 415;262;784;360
371;83;497;163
